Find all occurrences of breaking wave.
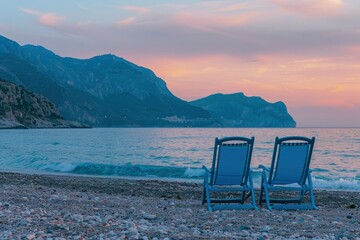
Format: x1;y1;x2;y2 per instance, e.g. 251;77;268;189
40;162;205;179
39;163;360;190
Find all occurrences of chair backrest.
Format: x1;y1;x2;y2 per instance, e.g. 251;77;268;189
210;137;254;186
269;136;315;185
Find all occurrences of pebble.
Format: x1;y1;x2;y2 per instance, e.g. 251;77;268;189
240;230;250;237
72;214;84;222
192;227;201;236
262;225;270;232
18;219;28;226
26;234;35;240
143;213;157;220
240;225;251;230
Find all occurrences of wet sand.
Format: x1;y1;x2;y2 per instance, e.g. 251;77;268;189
0;172;359;239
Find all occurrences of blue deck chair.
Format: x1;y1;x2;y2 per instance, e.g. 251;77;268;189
259;136;317;210
202;137;257;211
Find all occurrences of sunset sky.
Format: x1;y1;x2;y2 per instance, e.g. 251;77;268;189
1;0;360;127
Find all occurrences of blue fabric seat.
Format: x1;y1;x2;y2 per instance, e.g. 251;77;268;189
259;136;317;210
202;137;257;211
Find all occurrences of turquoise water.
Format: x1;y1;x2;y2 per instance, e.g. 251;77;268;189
0;128;359;190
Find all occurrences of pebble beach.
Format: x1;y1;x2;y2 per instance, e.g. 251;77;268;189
0;172;359;239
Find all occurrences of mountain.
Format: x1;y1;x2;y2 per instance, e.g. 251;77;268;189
0;35;296;128
0;79;89;129
0;35;214;127
190;93;296;127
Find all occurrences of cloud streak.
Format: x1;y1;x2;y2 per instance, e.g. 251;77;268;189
19;7;64;27
270;0;345;17
19;7;41;15
119;5;151;15
116;17;136;26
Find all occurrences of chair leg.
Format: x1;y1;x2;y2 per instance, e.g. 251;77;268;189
258;174;264;205
249;174;258;210
297;189;308;203
201;186;206;205
205;188;212;211
264;186;272;210
241;190;246;202
261;172;272;210
308;172;317;209
309;188;317;210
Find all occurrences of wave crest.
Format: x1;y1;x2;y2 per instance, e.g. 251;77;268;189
40;162;205;179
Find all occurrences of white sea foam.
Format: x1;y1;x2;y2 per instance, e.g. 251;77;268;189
40;163;77;172
313;178;360;191
184;168;205;177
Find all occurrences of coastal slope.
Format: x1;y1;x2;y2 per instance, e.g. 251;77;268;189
190;93;296;127
0;79;88;128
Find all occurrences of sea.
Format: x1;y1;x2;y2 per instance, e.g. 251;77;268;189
0;128;359;191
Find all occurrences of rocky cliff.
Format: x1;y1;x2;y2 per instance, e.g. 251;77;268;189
0;79;89;129
190;93;296;127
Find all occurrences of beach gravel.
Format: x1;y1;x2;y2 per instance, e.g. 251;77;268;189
0;172;359;239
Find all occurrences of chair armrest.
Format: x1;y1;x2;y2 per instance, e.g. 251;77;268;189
202;166;211;186
250;167;262;173
202;166;211;173
258;165;270;172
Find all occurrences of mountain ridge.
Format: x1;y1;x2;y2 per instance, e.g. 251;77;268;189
0;35;295;127
190;92;296;127
0;35;214;127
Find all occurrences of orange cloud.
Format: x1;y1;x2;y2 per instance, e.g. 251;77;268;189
130;53;360;109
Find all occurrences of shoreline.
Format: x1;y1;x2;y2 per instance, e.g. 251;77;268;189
1;169;359;192
1;171;359;239
0;169;204;184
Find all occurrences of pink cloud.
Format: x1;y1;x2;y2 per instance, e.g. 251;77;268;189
116;17;137;26
217;3;249;12
157;2;266;31
270;0;344;17
174;11;260;29
20;7;64;27
344;45;360;54
39;13;64;27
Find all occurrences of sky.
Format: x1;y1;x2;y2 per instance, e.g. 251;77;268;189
1;0;360;127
